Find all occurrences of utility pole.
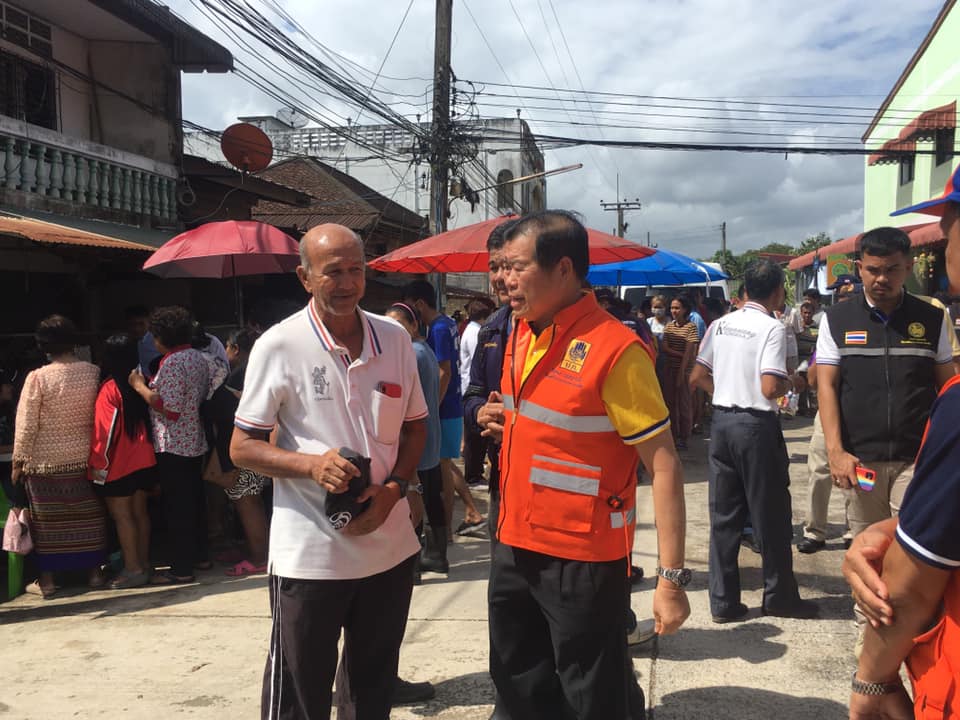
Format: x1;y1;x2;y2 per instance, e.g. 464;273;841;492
600;174;641;238
428;0;453;237
721;221;727;257
428;0;452;309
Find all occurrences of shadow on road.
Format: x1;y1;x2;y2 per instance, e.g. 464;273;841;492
398;670;495;717
650;623;787;664
655;685;846;719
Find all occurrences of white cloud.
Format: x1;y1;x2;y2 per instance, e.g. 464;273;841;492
173;0;945;259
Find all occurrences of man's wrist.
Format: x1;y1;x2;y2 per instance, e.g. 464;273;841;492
851;672;902;695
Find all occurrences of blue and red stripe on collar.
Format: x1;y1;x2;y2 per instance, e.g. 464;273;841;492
306;301;382;363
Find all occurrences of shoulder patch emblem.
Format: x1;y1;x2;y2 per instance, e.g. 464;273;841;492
561;339;591;373
844;331;868;345
908;322;926;340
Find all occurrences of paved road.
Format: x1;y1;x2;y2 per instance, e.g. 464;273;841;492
1;414;856;719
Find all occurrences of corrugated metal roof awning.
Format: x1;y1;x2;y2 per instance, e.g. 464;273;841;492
0;215;158;251
901;101;957;141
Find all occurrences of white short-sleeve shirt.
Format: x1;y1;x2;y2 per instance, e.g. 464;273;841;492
235;302;427;580
696;301;787;413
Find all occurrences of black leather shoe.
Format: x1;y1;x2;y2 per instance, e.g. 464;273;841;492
394;677;436;704
762;599;820;619
797;537;826;554
712;602;749;624
740;533;761;554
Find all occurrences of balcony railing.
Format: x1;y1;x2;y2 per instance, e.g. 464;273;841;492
0;116;179;224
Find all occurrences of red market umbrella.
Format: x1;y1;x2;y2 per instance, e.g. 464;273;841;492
143;220;300;325
143;220;300;278
367;215;655;273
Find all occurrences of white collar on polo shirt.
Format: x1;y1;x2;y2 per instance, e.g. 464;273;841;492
305;301;384;370
742;301;772;316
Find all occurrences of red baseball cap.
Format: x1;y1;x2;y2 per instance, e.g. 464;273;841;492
891;163;960;217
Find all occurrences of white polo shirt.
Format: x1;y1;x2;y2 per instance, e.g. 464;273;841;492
695;301;787;413
235;302;427;580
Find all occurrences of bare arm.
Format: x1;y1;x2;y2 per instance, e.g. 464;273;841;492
437;359;452;402
935;360;956;389
851;540;950;719
636;430;690;635
760;373;792;400
679;340;697;376
817;363;858;487
807;358;818;391
689;362;713;395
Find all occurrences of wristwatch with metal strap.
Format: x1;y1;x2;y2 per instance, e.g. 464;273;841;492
850;673;902;696
656;566;692;588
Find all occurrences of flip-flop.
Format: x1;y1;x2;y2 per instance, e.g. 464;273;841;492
225;560;268;577
109;570;149;589
149;571;196;586
25;580;60;599
455;518;487;536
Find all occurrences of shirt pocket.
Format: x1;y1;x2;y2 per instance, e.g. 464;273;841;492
370;388;404;445
523;454;600;534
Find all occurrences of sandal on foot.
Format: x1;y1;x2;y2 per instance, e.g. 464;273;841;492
225;560;268;577
455;518;487;536
25;580;60;599
149;571;195;586
109;570;149;589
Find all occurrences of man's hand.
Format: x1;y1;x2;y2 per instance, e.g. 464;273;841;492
790;374;807;393
849;684;913;719
653;582;690;635
479;391;505;442
128;367;146;390
843;519;896;628
342;483;401;536
309;449;361;494
828;447;859;489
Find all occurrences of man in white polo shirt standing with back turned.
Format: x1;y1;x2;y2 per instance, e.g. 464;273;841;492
690;259;819;623
230;224;427;720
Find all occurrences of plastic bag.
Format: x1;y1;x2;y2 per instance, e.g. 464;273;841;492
2;508;33;555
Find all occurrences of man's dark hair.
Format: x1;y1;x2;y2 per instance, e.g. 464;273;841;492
737;284;747;301
858;227;911;258
800;301;815;313
743;259;784;301
504;210;589;279
802;288;821;301
487;219;516;252
149;306;195;348
402;279;437;309
36;314;78;355
467;299;494;323
227;328;258;354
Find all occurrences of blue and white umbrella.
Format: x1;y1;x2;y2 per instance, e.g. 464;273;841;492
587;249;728;286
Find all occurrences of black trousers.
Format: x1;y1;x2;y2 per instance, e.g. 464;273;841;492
708;409;799;615
462;419;488;485
417;464;445;528
156;452;205;577
488;542;644;720
261;555;416;720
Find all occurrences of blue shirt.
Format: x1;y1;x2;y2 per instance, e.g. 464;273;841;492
689;311;707;340
426;314;461;419
896;381;960;571
413;339;442;471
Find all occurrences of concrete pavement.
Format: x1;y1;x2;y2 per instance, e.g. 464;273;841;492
1;414;856;719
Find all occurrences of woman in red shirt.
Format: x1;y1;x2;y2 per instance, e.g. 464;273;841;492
89;334;157;589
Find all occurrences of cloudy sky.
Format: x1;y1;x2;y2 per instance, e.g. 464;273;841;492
173;0;945;258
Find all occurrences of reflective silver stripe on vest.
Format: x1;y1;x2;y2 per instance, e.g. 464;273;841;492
532;454;602;474
529;467;600;496
838;347;936;359
610;508;637;529
519;399;615;433
503;395;515;411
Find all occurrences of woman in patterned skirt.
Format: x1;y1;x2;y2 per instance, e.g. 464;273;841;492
12;315;106;598
660;294;701;451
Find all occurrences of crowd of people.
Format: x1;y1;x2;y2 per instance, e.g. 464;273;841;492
6;165;960;719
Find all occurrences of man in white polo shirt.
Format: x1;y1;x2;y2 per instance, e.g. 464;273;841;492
230;224;427;720
690;259;818;623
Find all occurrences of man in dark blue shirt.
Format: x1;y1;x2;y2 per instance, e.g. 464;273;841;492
403;280;485;540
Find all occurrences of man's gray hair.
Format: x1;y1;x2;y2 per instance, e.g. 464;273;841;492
299;228;364;271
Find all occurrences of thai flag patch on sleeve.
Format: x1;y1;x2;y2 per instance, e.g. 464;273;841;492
844;331;868;345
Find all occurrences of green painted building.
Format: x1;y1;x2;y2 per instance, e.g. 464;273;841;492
863;0;958;229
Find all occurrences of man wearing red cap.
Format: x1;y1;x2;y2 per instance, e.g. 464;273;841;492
845;164;960;719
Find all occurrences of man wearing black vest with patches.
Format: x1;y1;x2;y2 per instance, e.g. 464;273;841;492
816;227;955;540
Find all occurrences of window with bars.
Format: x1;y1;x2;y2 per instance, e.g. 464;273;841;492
1;2;52;59
0;47;57;129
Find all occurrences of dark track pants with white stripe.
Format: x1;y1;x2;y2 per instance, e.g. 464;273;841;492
488;542;646;720
261;555;416;720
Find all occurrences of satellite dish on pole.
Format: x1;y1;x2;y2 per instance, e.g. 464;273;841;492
220;123;273;173
277;107;308;129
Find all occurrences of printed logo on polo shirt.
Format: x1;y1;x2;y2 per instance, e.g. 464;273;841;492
845;331;868;345
312;365;331;400
329;511;352;529
908;322;926;340
561;339;591;373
